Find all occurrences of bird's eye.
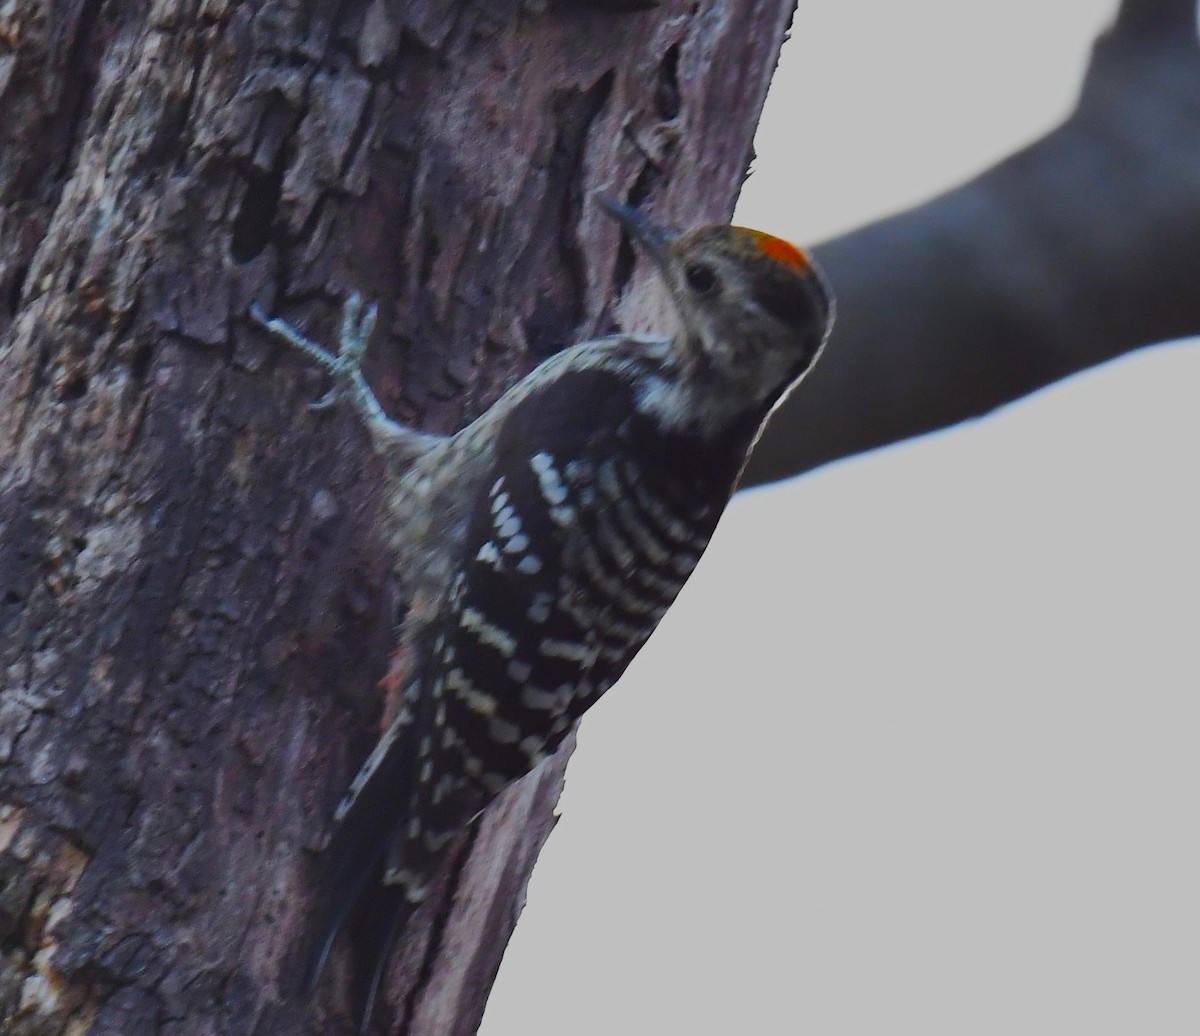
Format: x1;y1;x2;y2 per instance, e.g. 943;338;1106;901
684;263;717;295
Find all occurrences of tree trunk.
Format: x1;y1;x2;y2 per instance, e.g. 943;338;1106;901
0;2;793;1034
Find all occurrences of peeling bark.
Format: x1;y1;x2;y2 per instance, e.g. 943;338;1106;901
0;1;793;1033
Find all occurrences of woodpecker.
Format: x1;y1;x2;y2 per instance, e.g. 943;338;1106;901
251;197;833;1029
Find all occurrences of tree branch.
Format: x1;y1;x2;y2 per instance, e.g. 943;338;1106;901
1114;0;1197;38
742;13;1200;486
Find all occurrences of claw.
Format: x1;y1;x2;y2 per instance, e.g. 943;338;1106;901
340;293;377;362
249;293;432;459
308;388;344;411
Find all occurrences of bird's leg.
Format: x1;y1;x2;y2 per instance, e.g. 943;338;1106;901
251;292;391;425
250;293;443;460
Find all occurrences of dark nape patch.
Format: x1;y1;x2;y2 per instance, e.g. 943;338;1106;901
756;272;814;329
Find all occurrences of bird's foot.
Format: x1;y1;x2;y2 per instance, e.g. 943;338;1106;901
250;292;379;412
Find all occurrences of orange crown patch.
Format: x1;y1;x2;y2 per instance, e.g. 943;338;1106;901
740;228;810;272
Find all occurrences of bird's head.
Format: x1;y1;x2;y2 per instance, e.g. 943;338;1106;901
599;197;834;415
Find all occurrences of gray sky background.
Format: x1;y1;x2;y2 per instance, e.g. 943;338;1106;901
483;2;1199;1032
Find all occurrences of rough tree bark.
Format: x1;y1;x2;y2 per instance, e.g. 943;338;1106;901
0;1;793;1034
744;0;1200;485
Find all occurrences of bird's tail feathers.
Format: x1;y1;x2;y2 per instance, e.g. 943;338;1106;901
302;713;422;995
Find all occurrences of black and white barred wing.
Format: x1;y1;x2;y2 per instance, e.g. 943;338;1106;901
424;368;664;804
378;364;750;884
428;364;753;801
307;364;754;990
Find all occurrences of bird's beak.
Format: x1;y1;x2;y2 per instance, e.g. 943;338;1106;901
596;195;678;272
